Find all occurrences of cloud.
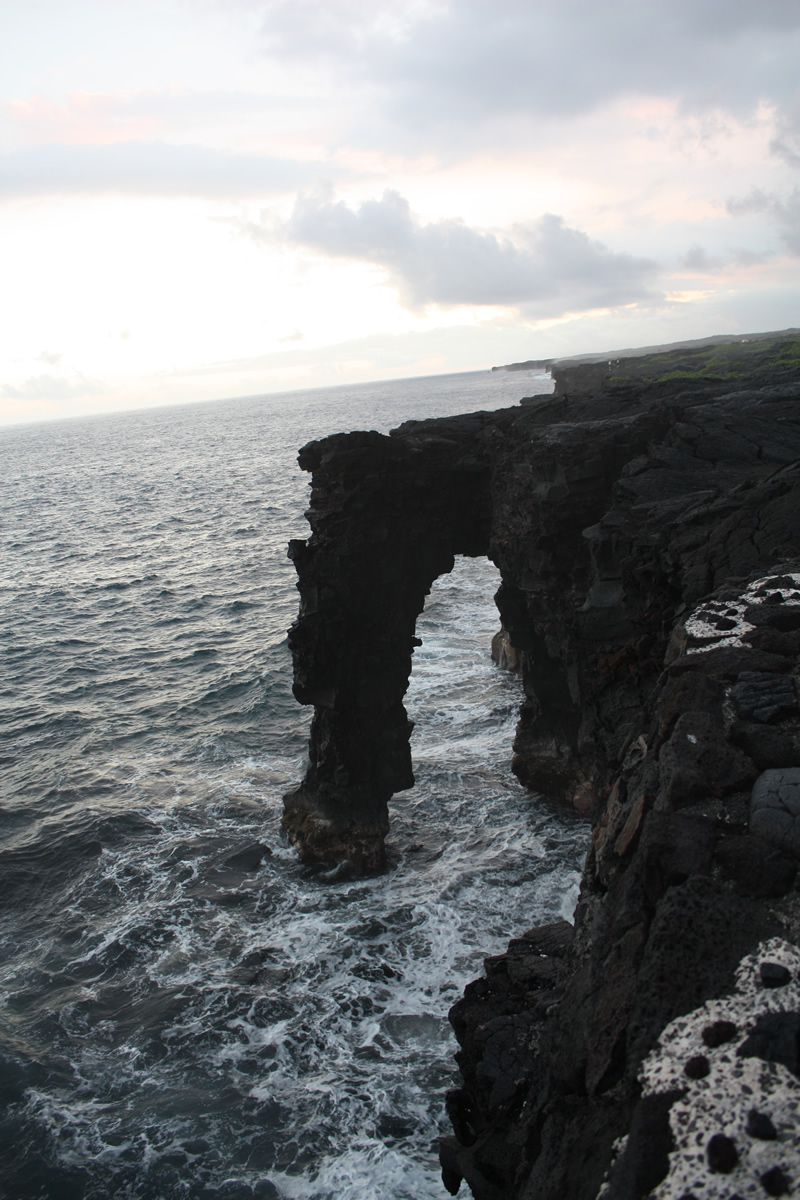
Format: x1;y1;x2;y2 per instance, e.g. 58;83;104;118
264;188;658;312
771;92;800;167
260;0;441;59
731;247;773;267
0;141;334;199
259;0;800;136
680;244;723;271
728;187;800;254
679;244;773;272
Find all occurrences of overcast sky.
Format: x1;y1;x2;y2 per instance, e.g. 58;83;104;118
2;0;799;424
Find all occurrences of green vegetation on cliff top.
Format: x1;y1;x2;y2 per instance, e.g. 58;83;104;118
607;332;800;388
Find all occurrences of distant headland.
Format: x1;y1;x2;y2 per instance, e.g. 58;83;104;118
492;325;800;373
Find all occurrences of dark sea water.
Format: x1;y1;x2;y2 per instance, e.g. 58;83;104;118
0;370;589;1200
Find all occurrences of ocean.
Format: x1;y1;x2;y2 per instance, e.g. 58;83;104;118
0;369;589;1200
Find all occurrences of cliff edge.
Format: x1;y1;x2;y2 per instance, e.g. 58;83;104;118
284;331;800;1197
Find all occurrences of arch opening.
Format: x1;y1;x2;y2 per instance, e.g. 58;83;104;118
405;555;517;772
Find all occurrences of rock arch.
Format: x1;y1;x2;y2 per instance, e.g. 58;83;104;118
283;376;800;871
283;420;495;871
281;398;657;870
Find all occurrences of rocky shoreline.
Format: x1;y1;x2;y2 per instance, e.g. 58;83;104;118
284;331;800;1197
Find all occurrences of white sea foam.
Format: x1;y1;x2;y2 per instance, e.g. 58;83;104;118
0;371;586;1200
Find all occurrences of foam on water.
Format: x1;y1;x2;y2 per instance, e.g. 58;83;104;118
0;369;588;1199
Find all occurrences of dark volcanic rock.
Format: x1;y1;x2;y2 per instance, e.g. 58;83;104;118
282;332;800;1199
599;1090;681;1199
761;1166;791;1197
285;336;800;863
706;1132;739;1173
730;723;799;770
738;1011;800;1074
747;1109;778;1140
657;711;757;807
731;671;798;722
750;769;800;858
714;832;797;897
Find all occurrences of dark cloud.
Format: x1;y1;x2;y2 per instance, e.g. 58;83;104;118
0;141;331;199
728;187;800;254
270;188;658;311
260;0;800;135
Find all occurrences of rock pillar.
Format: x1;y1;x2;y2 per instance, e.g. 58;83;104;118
282;420;494;869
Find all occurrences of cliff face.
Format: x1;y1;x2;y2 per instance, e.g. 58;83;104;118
285;334;800;859
284;333;800;1198
441;564;800;1200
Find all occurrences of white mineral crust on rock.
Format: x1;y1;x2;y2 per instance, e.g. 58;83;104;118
599;938;800;1199
683;573;800;654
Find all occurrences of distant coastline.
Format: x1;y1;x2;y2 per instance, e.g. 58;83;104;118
492;325;800;373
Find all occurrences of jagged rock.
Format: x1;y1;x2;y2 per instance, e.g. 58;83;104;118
602;938;800;1200
745;623;800;655
472;1012;540;1111
513;919;574;957
650;672;725;749
598;1091;681;1199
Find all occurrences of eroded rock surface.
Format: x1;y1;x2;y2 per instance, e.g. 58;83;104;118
441;571;800;1200
285;335;800;869
283;332;800;1197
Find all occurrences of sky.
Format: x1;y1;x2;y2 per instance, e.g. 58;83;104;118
2;0;800;425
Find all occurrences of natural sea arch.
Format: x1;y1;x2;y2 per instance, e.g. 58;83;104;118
281;401;645;871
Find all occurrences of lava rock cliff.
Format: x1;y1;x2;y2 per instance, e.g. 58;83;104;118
284;332;800;1198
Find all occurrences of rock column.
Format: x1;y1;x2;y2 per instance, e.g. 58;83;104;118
282;424;493;869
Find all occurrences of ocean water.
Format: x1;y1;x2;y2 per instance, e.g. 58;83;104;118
0;369;589;1200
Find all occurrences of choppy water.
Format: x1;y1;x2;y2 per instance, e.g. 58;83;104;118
0;370;589;1200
